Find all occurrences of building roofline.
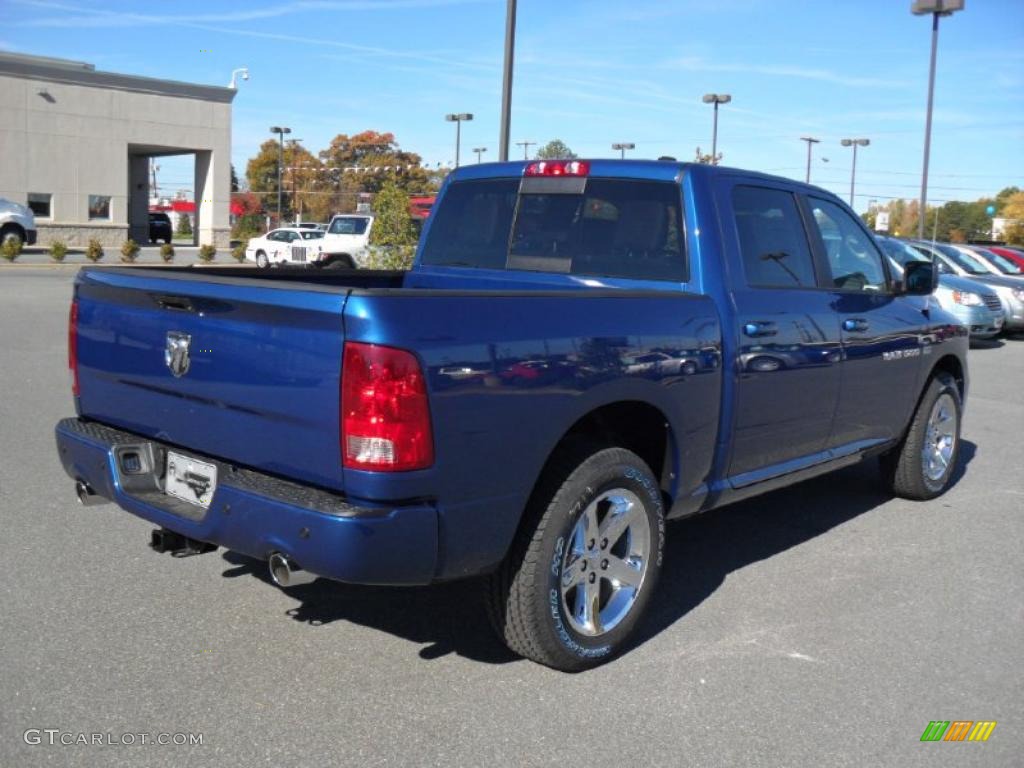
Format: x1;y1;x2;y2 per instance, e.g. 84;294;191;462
0;50;237;103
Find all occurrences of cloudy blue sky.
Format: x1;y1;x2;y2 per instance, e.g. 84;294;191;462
5;0;1022;212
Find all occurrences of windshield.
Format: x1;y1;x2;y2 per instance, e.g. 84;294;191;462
328;217;370;235
877;238;925;267
974;247;1022;275
929;242;991;275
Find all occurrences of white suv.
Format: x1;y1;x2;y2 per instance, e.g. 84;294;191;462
320;214;374;269
0;198;37;248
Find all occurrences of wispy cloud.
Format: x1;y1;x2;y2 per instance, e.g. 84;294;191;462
664;55;908;89
13;0;491;27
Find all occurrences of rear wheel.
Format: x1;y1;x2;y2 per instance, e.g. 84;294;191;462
881;371;961;500
1;226;25;249
327;254;356;270
487;443;665;671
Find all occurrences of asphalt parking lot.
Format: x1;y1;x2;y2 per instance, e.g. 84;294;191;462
1;268;1021;768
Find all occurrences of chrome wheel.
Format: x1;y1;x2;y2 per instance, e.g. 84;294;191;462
559;488;651;637
922;393;957;483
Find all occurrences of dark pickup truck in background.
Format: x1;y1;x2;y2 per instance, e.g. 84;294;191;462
56;160;967;670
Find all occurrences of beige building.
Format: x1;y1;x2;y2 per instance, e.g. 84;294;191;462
0;52;235;247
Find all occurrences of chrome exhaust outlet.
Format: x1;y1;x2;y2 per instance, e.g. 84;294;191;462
75;480;107;506
268;552;317;588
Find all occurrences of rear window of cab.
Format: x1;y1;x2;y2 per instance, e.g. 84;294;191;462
421;178;686;282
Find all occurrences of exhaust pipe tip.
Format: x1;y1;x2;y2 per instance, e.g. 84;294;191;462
268;552;317;588
75;480;106;506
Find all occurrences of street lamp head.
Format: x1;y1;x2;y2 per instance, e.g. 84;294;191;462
911;0;964;16
857;138;870;146
228;67;249;89
446;113;473;121
841;138;853;147
702;93;732;104
269;126;291;136
611;142;636;150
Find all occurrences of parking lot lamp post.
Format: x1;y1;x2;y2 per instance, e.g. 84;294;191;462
445;113;473;168
269;126;291;225
912;0;964;238
800;136;820;183
473;147;488;163
702;93;731;165
499;0;517;161
840;138;870;208
612;142;635;159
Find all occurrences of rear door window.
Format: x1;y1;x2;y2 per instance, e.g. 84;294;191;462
731;185;817;288
421;178;686;281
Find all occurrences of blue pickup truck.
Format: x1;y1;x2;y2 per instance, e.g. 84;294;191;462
56;160;968;670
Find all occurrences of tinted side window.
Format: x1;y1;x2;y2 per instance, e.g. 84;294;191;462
731;186;816;288
808;198;888;291
329;217;370;235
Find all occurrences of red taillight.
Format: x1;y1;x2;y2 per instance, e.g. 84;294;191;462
341;342;433;472
68;299;80;396
524;160;590;177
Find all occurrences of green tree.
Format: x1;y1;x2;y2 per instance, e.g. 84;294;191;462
535;139;577;160
245;139;320;223
367;180;416;269
314;131;431;221
995;186;1021;213
176;213;192;237
231;163;239;193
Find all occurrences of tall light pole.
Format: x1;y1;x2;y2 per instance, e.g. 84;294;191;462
499;0;517;161
702;93;731;165
840;138;870;208
912;0;964;238
445;113;473;168
269;125;291;225
473;147;488;164
515;140;535;160
800;136;820;183
611;142;635;159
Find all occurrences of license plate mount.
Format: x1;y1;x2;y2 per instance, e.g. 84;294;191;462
164;451;218;508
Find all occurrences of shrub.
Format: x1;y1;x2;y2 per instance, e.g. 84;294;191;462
197;244;216;263
120;239;140;263
85;239;104;262
49;240;68;262
159;243;175;262
231;243;247;262
1;238;22;261
365;245;415;271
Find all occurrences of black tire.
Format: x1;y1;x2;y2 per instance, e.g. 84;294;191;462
487;443;666;671
1;226;25;249
881;371;962;500
255;250;269;269
327;255;355;270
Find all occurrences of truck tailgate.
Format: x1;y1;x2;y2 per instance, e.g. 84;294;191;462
74;268;347;491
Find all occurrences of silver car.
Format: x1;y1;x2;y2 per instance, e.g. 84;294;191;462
909;240;1024;333
876;236;1004;340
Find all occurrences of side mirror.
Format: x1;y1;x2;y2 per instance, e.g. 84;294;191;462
903;260;939;296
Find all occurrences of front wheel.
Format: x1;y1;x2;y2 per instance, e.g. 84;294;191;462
487;444;665;671
881;371;962;500
255;250;269;269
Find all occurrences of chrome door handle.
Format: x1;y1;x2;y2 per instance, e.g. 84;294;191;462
843;318;869;332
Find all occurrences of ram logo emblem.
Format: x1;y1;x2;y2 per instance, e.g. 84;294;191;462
165;331;192;377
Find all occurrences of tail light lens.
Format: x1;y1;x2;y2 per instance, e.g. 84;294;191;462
341;342;433;471
68;299;80;396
